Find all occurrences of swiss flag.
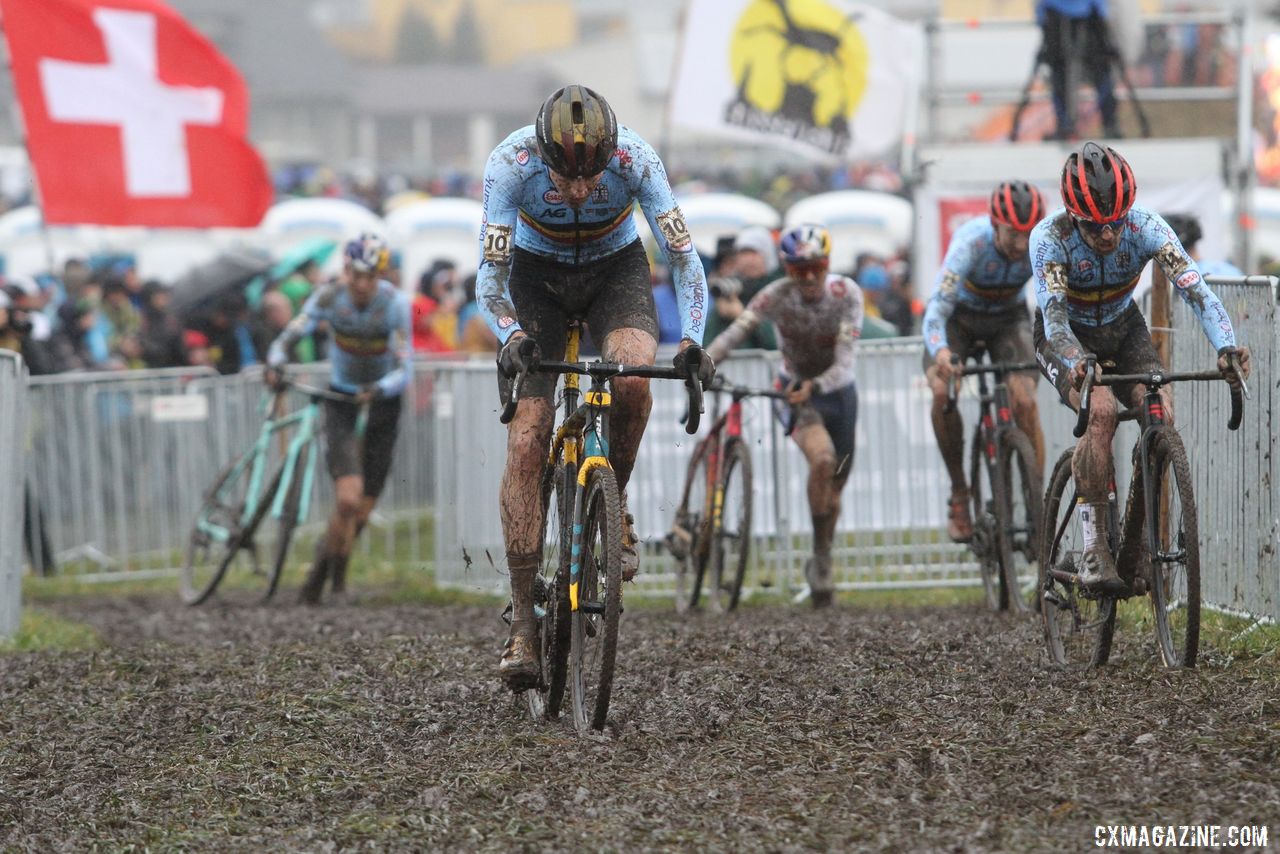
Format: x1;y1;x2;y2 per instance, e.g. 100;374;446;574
0;0;272;227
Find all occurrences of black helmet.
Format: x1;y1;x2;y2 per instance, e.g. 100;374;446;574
989;180;1046;232
535;85;618;178
1160;212;1202;250
1061;141;1137;224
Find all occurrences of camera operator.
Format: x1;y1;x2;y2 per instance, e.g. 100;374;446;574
704;274;777;351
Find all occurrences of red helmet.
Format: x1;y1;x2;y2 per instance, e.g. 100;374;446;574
1060;141;1137;224
989;180;1045;232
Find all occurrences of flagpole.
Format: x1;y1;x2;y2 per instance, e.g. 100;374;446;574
0;9;58;278
658;1;695;166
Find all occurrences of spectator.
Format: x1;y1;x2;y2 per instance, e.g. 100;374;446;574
456;273;499;354
57;282;107;369
729;225;779;300
1036;0;1119;139
1160;212;1244;277
278;259;324;315
5;276;75;374
853;257;902;339
138;281;187;369
101;276;144;368
703;274;777;351
182;329;215;369
250;291;296;363
651;263;683;345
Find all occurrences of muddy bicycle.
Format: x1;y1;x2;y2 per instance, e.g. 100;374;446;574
1040;355;1245;669
946;351;1042;613
501;322;703;732
666;375;788;613
181;380;364;606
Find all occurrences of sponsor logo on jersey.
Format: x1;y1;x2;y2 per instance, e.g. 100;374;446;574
1176;270;1201;289
1076;259;1093;274
515;148;530;166
543;188;563;204
615;147;632;168
829;277;847;297
591;184;608;202
498;316;516;329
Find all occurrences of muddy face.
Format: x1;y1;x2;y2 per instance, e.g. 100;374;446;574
548;170;602;209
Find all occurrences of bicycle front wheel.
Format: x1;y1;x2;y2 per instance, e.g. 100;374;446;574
526;461;574;721
995;429;1042;614
182;460;283;606
710;439;753;613
570;465;623;733
1146;431;1201;668
969;430;1004;610
672;439;714;613
1040;447;1115;668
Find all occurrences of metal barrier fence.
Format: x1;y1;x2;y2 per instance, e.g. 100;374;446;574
0;351;26;637
1170;277;1278;622
431;340;1093;596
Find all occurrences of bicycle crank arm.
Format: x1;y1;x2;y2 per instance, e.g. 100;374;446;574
580;600;624;617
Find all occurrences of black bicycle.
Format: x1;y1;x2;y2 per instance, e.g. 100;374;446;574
946;352;1042;613
500;323;703;732
1040;355;1245;669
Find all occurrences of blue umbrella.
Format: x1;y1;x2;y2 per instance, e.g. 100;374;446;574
269;237;337;282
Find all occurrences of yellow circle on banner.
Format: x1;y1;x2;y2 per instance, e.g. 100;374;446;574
728;0;870;130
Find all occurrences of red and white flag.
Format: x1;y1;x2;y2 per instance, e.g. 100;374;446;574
0;0;272;227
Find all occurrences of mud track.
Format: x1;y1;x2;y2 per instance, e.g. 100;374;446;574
2;592;1277;851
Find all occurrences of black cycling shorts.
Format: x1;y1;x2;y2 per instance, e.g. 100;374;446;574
777;376;859;481
921;305;1037;379
1033;302;1163;409
324;392;402;498
498;239;657;403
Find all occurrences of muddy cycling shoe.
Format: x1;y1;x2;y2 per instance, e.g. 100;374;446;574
805;555;835;609
498;618;541;692
621;511;640;582
298;555;330;605
1076;545;1129;596
947;495;973;543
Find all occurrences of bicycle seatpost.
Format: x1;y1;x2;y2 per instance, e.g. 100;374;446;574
1073;355;1098;439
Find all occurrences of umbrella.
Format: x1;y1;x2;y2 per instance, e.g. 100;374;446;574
170;251;272;322
269;237;337;282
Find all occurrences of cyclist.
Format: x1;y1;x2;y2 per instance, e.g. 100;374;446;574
1031;141;1251;594
923;180;1048;543
705;224;864;608
265;233;412;605
480;85;714;689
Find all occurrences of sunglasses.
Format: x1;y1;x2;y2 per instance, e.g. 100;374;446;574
1073;213;1127;236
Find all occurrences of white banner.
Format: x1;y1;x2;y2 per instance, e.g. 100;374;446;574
669;0;923;160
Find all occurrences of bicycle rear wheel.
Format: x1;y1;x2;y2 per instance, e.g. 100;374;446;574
995;429;1042;614
672;439;714;613
570;466;623;733
1040;447;1115;668
710;439;752;613
969;430;1004;610
1146;431;1201;668
182;460;283;606
526;461;574;720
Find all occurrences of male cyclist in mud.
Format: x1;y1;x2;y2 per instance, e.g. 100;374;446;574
480;85;714;690
706;224;864;608
265;233;412;605
1031;141;1250;594
924;180;1048;543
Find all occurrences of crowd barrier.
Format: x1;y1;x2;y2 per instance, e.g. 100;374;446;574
18;311;1276;621
0;351;26;638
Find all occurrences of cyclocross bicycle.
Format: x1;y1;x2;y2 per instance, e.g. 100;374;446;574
666;375;788;614
181;379;364;606
1040;354;1245;669
946;350;1042;613
500;322;702;732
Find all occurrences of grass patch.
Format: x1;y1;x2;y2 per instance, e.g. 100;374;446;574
2;607;101;652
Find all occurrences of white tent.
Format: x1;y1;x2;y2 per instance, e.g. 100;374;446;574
260;198;386;277
784;190;914;274
0;206;99;277
674;192;781;257
384;197;483;292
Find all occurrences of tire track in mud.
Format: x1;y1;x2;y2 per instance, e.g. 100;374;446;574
2;593;1276;851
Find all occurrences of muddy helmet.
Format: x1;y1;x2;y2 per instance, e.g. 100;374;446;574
535;85;618;178
1060;141;1137;224
989;180;1046;232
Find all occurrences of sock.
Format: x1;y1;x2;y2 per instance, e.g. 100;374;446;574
508;553;540;623
1077;499;1105;551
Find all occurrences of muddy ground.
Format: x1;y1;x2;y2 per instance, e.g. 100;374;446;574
2;590;1277;852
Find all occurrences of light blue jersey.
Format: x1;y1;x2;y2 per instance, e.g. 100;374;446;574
922;216;1033;357
268;280;411;397
1030;205;1236;369
477;125;707;345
